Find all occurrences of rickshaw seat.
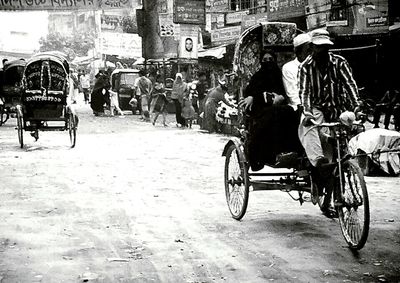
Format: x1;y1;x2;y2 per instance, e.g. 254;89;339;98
272;151;300;169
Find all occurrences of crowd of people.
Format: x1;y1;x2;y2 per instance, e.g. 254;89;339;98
81;63;235;131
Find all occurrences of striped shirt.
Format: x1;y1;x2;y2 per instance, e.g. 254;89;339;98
298;53;360;121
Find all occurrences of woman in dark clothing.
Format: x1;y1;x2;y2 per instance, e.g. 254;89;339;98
90;71;111;116
239;50;302;171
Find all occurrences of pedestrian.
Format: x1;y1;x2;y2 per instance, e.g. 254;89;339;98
372;89;400;130
150;75;168;126
90;71;110;116
136;69;153;122
69;70;79;104
170;73;188;127
181;86;196;128
80;70;91;104
196;71;209;129
204;79;235;133
109;88;124;116
297;28;362;217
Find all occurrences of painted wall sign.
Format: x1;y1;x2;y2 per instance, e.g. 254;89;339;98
173;0;206;25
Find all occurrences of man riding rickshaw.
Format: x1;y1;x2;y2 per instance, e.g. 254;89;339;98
222;23;370;250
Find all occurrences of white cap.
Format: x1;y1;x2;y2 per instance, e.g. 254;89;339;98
310;28;333;45
293;33;311;48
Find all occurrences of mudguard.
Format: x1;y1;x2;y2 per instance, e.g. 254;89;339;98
222;137;244;157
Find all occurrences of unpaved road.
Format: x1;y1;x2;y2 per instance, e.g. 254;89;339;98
0;105;399;283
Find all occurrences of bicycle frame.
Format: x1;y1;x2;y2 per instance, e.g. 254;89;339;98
315;121;365;204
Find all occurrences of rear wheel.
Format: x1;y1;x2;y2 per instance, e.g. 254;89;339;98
68;113;77;148
337;160;370;250
224;143;249;220
16;105;23;148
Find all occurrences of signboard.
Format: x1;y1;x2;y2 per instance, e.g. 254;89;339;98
99;32;142;58
226;10;248;25
241;13;268;30
268;0;306;20
0;0;130;10
366;16;388;27
101;12;137;33
159;13;178;37
173;0;206;25
211;26;241;45
208;0;228;12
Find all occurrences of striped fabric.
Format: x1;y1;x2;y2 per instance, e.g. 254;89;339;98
298;53;360;121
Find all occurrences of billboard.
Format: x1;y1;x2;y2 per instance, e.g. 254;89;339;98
99;32;142;58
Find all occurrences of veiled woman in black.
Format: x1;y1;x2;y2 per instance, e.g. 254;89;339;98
239;50;302;171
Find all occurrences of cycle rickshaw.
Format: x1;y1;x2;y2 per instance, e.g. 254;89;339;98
0;59;26;126
222;22;370;250
16;51;78;148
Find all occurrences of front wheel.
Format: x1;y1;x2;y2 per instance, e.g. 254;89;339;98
337;159;370;250
224;143;249;220
16;105;23;148
0;105;9;126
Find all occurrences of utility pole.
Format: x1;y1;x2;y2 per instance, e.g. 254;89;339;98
140;0;165;62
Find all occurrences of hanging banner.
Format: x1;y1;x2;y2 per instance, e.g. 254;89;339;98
0;0;130;10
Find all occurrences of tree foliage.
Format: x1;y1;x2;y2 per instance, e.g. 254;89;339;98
38;32;95;59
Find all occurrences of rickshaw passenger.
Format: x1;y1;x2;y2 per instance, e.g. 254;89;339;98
282;33;312;111
239;50;302;171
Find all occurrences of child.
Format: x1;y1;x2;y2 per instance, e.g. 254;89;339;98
182;92;196;128
150;75;168;126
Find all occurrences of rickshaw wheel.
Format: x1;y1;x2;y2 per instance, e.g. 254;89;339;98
16;106;24;148
337;160;370;250
68;113;77;148
224;143;249;220
0;105;9;126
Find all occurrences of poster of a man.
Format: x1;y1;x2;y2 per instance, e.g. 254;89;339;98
185;37;193;52
179;36;198;59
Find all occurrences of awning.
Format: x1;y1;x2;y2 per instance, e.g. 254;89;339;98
198;45;227;59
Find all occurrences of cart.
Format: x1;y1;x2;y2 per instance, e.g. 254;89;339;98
0;59;26;125
222;22;370;250
16;51;78;148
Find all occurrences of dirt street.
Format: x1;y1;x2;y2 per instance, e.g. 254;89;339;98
0;104;399;283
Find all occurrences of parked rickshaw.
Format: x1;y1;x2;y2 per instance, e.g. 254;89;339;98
0;59;26;125
222;22;370;250
110;68;140;114
16;51;78;148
